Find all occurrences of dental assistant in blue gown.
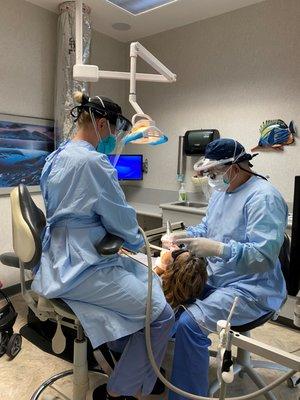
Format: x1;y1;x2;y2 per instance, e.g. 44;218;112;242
162;138;287;400
32;91;174;399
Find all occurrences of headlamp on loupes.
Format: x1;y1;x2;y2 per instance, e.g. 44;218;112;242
193;139;257;176
71;93;132;165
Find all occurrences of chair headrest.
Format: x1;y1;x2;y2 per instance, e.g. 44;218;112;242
11;184;46;269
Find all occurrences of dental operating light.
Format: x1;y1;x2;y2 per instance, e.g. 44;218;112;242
73;0;176;145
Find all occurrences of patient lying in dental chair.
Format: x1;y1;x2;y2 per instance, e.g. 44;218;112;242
154;247;207;308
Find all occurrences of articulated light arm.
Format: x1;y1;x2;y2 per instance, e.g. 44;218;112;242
129;42;176;115
73;0;176;145
73;0;176;87
97;71;171;82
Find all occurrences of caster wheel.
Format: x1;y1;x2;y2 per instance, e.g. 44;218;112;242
287;375;300;388
6;333;22;359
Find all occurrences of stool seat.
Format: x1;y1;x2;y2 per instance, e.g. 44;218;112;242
51;298;75;315
232;311;275;333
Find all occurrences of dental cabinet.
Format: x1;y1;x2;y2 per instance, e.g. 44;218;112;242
129;202;163;231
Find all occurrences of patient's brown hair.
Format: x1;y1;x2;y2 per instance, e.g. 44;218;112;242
162;251;207;308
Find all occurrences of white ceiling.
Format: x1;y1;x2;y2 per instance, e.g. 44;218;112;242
26;0;266;42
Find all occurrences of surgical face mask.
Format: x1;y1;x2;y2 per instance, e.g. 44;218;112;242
96;120;116;155
208;173;230;192
96;135;116;155
207;166;234;192
89;98;117;155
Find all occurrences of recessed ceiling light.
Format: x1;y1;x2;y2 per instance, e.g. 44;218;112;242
112;22;132;31
106;0;178;16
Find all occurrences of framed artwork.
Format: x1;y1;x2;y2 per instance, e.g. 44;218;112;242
0;113;54;194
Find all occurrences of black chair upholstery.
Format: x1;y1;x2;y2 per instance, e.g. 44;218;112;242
51;298;74;314
0;252;20;269
232;311;275;333
231;234;290;333
279;233;291;292
95;232;124;255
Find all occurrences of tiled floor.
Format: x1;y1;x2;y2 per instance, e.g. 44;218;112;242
0;294;299;400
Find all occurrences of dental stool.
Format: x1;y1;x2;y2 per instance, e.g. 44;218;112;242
5;184;122;400
209;233;293;400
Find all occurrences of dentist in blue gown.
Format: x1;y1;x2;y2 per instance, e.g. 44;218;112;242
32;91;174;400
162;138;287;400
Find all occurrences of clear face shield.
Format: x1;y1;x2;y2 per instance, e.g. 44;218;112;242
193;139;246;175
106;115;133;167
193;140;247;191
88;98;132;167
193;157;235;175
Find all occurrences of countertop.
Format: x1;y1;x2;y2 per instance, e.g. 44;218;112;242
159;202;293;229
159;202;207;215
130;201;293;229
129;202;162;218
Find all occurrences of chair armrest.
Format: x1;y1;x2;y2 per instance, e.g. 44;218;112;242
95;233;124;256
0;252;20;268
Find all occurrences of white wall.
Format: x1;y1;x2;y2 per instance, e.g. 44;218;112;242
0;0;57;287
0;0;127;288
0;0;57;119
90;30;127;106
131;0;300;203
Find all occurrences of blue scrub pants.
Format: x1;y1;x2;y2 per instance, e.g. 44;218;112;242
107;303;174;396
169;311;212;400
169;284;215;400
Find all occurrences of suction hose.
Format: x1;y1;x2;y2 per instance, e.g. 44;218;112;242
138;226;296;400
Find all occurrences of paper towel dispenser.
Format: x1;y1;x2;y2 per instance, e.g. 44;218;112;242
183;129;220;156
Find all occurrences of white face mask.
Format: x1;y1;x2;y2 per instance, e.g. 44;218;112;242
207;166;234;192
208;173;230;192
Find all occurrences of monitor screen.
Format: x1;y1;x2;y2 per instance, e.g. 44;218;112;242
108;154;143;181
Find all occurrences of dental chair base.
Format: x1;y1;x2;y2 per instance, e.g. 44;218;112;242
209;332;286;400
208;328;299;400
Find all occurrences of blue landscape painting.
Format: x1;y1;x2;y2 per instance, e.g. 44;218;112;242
0;119;54;187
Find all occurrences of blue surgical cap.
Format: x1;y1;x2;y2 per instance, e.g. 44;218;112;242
205;138;255;164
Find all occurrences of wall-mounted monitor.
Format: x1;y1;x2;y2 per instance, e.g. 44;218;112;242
108;154;143;181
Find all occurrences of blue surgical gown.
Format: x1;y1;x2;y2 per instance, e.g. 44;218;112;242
31;140;166;348
185;176;287;332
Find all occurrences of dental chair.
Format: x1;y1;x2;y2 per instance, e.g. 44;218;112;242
209;233;294;400
3;184;123;400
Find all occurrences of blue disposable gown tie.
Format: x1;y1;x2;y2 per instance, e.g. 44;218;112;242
185;176;288;332
32;140;166;348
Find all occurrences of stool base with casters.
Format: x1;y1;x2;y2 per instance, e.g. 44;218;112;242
29;298;108;400
209;312;297;400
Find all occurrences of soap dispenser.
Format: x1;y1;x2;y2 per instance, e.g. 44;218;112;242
178;182;187;202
